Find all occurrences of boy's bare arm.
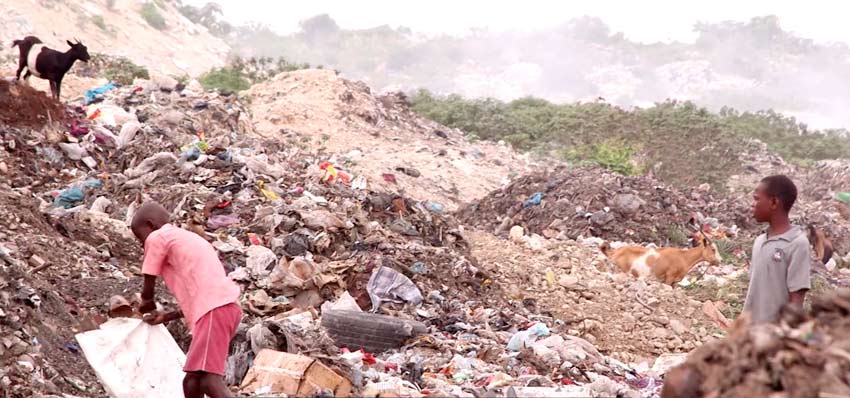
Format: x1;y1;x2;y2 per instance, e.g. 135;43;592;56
139;274;157;313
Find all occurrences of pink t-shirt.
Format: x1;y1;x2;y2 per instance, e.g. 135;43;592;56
142;224;241;331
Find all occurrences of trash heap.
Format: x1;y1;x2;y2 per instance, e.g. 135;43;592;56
728;140;850;256
665;289;850;398
458;165;753;244
0;75;692;398
246;69;536;211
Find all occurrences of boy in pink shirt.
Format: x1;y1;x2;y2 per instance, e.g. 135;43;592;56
131;202;242;398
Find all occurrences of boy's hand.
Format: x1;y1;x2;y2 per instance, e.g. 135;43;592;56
138;298;156;314
142;310;168;325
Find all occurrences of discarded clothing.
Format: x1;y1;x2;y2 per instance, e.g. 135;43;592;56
366;266;423;311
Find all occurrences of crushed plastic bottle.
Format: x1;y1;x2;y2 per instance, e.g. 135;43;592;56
507;322;550;351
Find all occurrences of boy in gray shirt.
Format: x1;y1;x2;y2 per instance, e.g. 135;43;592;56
742;175;811;323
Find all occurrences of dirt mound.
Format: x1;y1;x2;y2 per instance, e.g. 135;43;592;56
0;80;68;128
469;231;724;364
247;69;536;211
459;165;752;244
667;289;850;398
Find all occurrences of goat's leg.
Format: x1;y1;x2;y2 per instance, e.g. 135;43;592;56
55;79;62;101
15;62;25;81
22;71;32;86
49;81;57;101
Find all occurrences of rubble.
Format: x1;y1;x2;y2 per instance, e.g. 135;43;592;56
459;165;752;244
666;289;850;398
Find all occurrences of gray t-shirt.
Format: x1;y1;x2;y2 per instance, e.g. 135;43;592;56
743;225;811;323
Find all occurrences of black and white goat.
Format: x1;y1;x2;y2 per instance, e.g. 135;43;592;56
12;36;91;101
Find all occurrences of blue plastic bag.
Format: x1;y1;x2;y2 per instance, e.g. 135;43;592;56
523;192;544;208
84;83;117;105
53;179;102;208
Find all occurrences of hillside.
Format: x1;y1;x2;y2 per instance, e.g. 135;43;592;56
0;0;228;77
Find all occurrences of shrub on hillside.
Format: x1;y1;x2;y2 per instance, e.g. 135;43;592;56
200;56;310;92
200;67;251;93
411;90;850;189
140;3;166;30
92;15;107;30
83;54;150;85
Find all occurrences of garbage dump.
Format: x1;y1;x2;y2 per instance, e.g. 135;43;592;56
0;72;680;398
1;64;850;398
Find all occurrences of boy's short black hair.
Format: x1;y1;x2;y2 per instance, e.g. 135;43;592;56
760;175;798;212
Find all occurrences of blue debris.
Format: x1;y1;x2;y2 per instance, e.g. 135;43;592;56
523;192;544;208
180;146;201;162
411;261;429;274
425;202;445;213
84;83;117;105
53;179;102;209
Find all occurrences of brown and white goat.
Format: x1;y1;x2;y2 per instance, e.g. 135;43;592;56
808;224;834;264
12;36;90;101
600;235;721;286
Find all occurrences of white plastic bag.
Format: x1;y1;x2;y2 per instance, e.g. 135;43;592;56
75;318;186;398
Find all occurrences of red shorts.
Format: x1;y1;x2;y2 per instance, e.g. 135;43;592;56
184;302;242;375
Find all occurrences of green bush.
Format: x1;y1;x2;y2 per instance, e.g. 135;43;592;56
92;15;107;30
200;67;251;93
567;140;641;175
91;54;150;85
140;3;166;30
200;56;311;93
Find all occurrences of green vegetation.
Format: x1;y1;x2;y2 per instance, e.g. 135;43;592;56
566;140;642;175
411;91;850;189
200;57;310;93
140;3;166;30
90;54;150;85
200;67;251;93
92;15;107;31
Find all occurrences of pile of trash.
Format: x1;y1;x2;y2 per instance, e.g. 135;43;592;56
246;69;536;211
0;74;678;397
458;165;753;244
665;288;850;398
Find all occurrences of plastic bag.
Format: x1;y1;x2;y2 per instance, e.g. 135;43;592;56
117;121;142;149
75;318;186;398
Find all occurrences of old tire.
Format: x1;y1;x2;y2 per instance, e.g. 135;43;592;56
321;310;427;353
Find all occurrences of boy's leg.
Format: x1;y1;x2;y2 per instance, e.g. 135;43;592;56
183;372;203;398
200;372;234;398
183;303;243;397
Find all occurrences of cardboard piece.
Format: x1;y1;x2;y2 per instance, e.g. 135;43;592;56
240;349;352;397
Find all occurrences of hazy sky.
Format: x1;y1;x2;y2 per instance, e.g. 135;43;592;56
186;0;850;44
